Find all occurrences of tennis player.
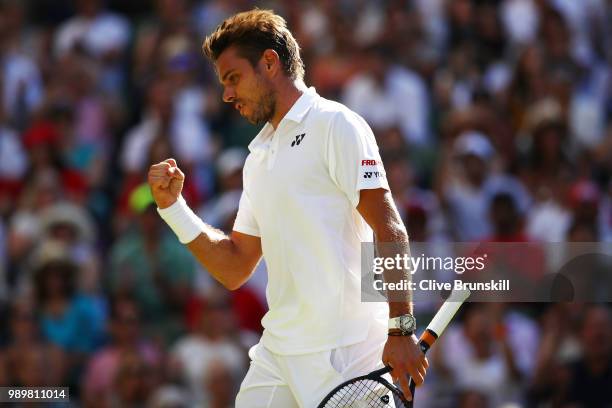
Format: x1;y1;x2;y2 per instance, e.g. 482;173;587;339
148;9;427;407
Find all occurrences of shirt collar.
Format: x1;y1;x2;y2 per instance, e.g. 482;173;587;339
248;122;274;152
283;86;318;124
248;86;318;152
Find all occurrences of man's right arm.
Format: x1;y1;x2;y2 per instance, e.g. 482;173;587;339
148;159;262;290
186;230;262;290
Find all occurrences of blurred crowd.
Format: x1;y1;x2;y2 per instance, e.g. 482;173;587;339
0;0;610;406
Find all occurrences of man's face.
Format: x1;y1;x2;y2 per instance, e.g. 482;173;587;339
216;46;276;125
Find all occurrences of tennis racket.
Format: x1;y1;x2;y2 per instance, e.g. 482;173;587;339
317;289;470;408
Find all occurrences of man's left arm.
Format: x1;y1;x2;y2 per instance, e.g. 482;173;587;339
357;188;428;401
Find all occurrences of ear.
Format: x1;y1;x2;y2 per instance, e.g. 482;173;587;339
261;49;281;76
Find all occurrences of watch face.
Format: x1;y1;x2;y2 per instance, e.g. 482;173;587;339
399;314;416;332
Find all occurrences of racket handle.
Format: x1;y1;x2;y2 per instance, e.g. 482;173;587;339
406;329;437;406
399;290;470;406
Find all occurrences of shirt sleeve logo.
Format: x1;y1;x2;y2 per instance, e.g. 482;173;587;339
363;171;385;179
360;159;386;179
361;160;381;166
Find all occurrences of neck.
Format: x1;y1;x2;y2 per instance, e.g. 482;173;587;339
270;79;307;129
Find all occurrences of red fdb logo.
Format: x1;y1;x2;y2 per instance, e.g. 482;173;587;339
361;160;378;166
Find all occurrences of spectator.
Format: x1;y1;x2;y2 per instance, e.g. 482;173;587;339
432;303;525;407
567;179;603;239
0;1;44;130
439;130;495;240
203;359;238;408
482;192;548;284
132;0;193;87
520;98;574;191
342;45;430;146
82;296;161;405
486;192;530;242
528;303;583;406
108;184;194;344
54;0;130;57
523;100;575;243
39;201;101;293
383;151;448;243
54;0;130;95
438;130;530;241
4;301;67;387
12;347;66;389
120;76;213;204
564;305;612;407
161;34;215;166
507;45;548;128
0;84;29;215
171;293;246;406
50;54;118;202
198;147;247;229
120;78;176;176
32;240;106;354
108;352;153;408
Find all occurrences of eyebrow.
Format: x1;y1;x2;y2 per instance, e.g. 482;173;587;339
221;69;237;83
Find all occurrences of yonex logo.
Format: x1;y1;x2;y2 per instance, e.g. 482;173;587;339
364;171;385;179
291;133;306;147
380;395;390;404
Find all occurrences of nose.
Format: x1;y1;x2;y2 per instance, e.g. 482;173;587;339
223;86;236;103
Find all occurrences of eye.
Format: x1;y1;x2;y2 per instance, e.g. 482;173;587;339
229;74;240;85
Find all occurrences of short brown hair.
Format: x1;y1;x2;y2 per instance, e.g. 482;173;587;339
202;9;305;81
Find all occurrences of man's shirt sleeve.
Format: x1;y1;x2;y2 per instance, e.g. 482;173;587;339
233;191;261;237
327;110;390;207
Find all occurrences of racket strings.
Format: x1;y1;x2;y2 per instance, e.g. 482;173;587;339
321;378;407;407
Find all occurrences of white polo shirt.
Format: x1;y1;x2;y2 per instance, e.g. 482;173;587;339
233;87;389;355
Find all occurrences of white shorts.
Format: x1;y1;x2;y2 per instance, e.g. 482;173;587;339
235;322;389;408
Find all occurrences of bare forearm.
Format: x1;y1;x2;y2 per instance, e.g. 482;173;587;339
148;161;260;289
186;228;258;290
377;221;413;317
357;189;414;317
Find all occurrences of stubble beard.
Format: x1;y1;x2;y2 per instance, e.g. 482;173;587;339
247;74;276;125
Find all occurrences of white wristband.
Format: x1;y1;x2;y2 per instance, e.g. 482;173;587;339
157;196;206;244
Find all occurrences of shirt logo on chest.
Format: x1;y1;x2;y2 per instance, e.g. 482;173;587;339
290;133;306;147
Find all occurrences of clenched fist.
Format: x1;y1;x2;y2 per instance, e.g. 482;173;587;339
148;158;185;209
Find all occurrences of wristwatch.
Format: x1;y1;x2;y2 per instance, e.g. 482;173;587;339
388;314;416;336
